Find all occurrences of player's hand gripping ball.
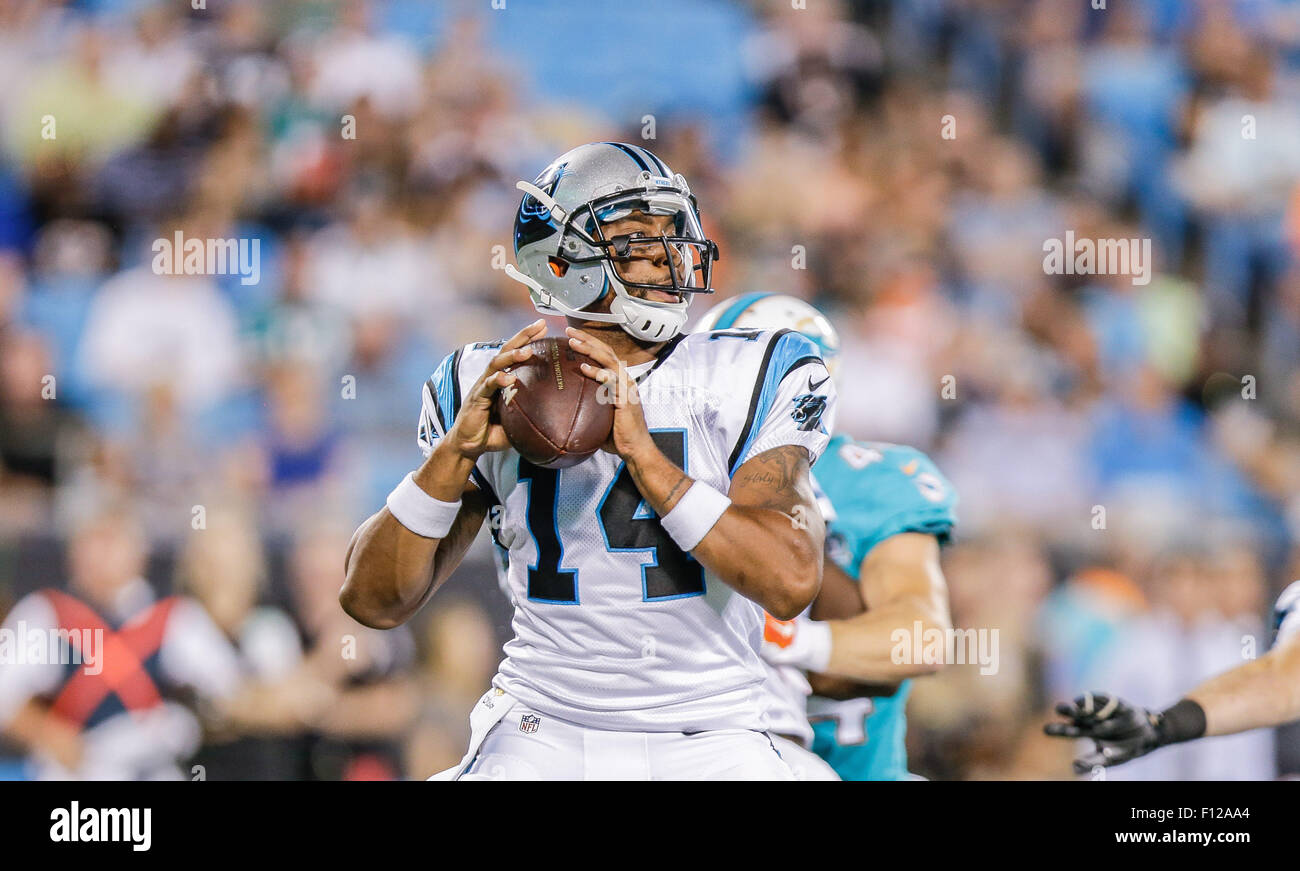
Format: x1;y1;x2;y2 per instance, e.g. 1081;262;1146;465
494;337;614;468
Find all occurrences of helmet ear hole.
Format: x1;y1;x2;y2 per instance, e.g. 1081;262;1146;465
547;257;570;278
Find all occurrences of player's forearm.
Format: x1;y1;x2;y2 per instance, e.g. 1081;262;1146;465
624;444;821;619
339;443;478;628
824;597;952;682
412;439;481;501
622;437;692;516
693;505;822;619
340;510;441;628
1186;635;1300;736
821;536;951;681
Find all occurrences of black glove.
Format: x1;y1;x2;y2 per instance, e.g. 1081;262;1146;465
1044;692;1205;774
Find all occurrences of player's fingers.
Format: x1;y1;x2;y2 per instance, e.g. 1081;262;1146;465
578;362;616;385
1099;744;1133;764
481;320;547;375
1054;701;1083;720
580;362;641;410
1044;722;1084;738
565;327;619;368
565;328;609;357
1073;754;1108;775
564;325;602;345
1073;743;1112;772
501;318;548;352
1073;691;1100;716
1072;690;1119;719
468;369;517;403
1090;693;1121;720
487;343;536;375
1088;717;1138;739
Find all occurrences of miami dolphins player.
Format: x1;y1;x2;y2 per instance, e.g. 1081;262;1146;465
1045;580;1300;772
694;293;958;780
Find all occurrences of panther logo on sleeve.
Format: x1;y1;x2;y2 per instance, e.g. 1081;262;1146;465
791;392;828;432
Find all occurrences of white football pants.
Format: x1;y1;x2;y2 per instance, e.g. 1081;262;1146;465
769;733;841;781
432;688;795;781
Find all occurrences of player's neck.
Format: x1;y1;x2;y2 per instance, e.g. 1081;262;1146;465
565;318;666;365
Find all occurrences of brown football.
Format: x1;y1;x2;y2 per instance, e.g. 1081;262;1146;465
495;337;613;469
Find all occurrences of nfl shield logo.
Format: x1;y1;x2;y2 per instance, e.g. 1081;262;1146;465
519;714;541;734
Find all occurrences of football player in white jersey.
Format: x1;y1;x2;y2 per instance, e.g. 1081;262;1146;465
1045;581;1300;772
341;142;837;780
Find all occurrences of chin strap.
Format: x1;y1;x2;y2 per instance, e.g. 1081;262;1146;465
505;262;688;341
503;264;623;323
610;292;688;342
600;261;689;341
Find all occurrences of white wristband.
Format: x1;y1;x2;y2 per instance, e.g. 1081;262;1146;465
386;472;462;539
795;620;833;673
659;480;731;552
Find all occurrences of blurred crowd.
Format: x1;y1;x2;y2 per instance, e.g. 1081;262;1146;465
1;0;1299;779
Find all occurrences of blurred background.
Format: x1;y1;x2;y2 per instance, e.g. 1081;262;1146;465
1;0;1299;779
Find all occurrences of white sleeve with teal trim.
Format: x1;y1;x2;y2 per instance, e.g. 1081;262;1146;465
416;342;508;505
733;330;836;471
417;347;463;457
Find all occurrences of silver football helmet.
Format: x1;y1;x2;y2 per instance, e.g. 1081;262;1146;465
505;142;719;342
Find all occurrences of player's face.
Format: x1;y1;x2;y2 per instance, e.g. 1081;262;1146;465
599;210;687;303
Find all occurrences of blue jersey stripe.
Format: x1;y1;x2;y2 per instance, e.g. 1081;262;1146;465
433;351;458;431
450;347;464;418
728;329;824;475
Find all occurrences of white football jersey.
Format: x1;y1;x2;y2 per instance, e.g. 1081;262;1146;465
759;633;817;744
418;327;836;732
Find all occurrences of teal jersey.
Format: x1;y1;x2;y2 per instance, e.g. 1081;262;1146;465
809;686;911;781
808;435;958;781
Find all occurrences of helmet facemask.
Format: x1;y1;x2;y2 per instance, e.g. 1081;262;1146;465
562;187;719;298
